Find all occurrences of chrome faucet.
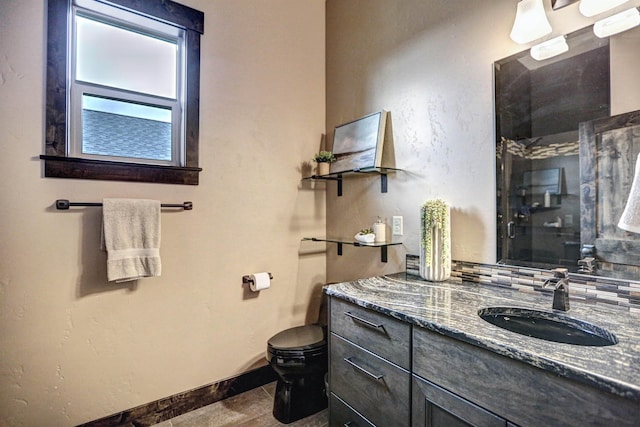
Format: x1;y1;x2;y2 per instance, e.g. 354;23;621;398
578;244;596;274
577;256;596;274
543;268;570;311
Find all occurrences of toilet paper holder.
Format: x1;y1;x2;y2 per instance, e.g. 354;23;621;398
242;273;273;285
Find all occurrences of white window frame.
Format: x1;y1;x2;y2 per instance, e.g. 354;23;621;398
69;1;187;167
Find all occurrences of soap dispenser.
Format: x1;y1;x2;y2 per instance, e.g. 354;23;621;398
373;217;386;243
544;190;551;208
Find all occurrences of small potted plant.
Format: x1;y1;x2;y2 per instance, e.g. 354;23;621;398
312;151;335;176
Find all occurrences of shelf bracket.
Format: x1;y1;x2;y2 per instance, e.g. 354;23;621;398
352;169;389;194
306;168;398;197
354;242;389;262
304;237;397;263
309;174;343;196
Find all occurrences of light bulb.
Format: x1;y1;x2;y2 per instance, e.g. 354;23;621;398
530;36;569;61
593;7;640;38
510;0;553;44
579;0;629;17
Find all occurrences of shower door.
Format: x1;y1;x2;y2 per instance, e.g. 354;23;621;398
497;136;581;271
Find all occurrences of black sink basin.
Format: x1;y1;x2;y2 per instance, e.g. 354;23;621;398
478;307;618;346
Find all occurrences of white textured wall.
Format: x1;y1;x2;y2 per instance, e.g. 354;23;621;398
325;0;640;283
0;0;325;425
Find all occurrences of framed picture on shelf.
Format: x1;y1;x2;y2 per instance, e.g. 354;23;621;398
330;110;388;174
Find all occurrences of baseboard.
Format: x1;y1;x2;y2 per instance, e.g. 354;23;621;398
77;364;277;427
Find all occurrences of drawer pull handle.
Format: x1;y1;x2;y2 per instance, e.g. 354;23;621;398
344;422;355;427
344;357;384;381
344;311;384;330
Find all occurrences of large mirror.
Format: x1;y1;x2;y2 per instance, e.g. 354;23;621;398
495;25;640;279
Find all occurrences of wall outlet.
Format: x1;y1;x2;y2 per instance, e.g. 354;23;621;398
392;216;403;236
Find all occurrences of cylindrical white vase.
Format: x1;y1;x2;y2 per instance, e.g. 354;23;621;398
420;208;451;282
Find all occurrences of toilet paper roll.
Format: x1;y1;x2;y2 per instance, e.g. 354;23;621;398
250;272;271;291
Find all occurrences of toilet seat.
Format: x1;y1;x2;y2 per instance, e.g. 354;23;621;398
267;325;326;360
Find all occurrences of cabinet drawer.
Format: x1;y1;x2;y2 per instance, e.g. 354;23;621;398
330;393;375;427
330;297;411;369
330;333;410;427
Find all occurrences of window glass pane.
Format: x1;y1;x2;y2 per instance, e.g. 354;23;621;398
82;95;172;161
76;15;177;99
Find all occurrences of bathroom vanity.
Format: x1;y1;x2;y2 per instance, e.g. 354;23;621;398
324;274;640;427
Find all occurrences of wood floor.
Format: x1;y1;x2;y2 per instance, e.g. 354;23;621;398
151;382;328;427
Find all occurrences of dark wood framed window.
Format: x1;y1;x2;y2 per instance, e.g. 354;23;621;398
41;0;204;185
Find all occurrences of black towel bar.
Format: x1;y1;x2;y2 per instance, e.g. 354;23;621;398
55;199;193;210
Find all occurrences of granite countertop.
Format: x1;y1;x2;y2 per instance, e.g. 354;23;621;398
324;274;640;401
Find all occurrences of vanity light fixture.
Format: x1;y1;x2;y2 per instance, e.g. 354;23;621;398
618;153;640;233
530;35;569;60
579;0;629;17
593;7;640;38
510;0;553;44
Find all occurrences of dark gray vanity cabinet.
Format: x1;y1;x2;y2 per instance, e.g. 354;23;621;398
328;297;411;426
412;375;508;427
329;394;375;427
328;295;639;427
413;326;638;427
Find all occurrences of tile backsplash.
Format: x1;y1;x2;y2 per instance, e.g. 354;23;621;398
406;255;640;313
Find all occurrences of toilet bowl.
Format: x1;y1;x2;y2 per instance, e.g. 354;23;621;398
267;324;328;424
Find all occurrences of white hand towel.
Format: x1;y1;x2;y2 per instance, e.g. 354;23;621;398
102;198;161;282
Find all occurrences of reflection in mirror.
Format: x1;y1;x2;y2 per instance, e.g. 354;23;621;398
580;109;640;280
496;28;609;272
495;25;640;278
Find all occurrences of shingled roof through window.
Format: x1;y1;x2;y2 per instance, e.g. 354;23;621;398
82;110;172;161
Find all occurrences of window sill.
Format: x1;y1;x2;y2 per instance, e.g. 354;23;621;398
40;155;202;185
